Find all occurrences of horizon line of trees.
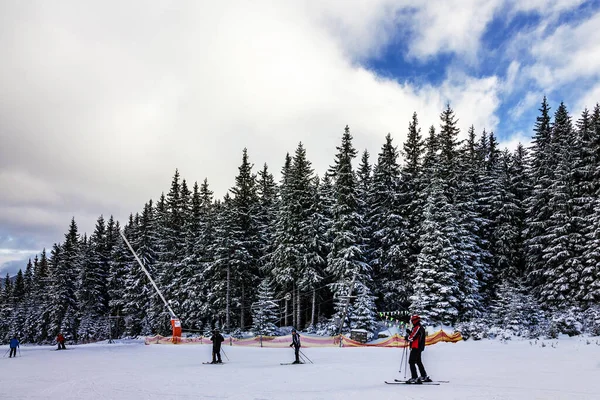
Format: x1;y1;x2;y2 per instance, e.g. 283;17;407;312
1;97;599;343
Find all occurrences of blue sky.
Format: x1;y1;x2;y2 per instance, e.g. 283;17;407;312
1;0;600;276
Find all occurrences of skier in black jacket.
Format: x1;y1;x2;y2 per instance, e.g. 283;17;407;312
405;315;431;383
289;328;301;364
210;329;225;364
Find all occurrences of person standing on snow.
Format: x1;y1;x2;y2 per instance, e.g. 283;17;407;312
9;336;19;358
210;329;224;364
56;333;66;350
405;315;431;383
289;328;301;364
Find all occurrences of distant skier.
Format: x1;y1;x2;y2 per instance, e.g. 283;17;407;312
56;333;66;350
9;336;19;358
289;328;301;364
405;315;431;384
210;329;224;364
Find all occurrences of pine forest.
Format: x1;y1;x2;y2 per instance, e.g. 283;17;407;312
2;98;600;344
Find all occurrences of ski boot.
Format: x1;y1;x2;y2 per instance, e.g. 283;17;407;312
418;376;432;383
406;378;422;384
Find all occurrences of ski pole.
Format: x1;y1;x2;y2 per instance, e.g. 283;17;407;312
2;348;9;358
299;349;313;364
399;344;406;373
220;347;230;361
404;345;409;380
18;347;21;357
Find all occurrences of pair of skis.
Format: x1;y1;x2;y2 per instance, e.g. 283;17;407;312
385;378;448;386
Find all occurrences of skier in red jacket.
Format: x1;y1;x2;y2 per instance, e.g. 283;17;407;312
405;315;431;384
56;333;66;350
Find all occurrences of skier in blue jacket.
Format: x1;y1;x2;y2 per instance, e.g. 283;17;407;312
9;336;19;358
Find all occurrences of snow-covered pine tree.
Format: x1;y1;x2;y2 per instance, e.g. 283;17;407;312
229;148;261;329
350;282;378;334
50;218;81;341
525;97;554;293
326;126;372;332
291;143;325;329
400;113;425;276
580;104;600;304
9;269;26;339
490;280;546;338
370;133;407;310
508;144;531;281
0;273;13;341
206;195;236;331
256;164;278;274
32;249;52;342
193;178;217;328
410;175;461;324
120;214;153;336
78;215;110;341
267;153;297;326
540;103;583;308
438;107;483;318
251;278;279;336
493;149;523;284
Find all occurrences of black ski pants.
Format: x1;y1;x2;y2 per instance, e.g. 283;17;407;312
9;348;17;357
212;346;222;362
409;348;427;378
58;342;66;350
293;345;300;362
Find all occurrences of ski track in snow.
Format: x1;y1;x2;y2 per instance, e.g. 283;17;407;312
2;338;600;400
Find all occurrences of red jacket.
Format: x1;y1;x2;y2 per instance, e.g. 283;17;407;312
407;324;426;350
57;334;65;343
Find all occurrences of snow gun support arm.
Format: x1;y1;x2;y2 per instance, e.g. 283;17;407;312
119;229;178;320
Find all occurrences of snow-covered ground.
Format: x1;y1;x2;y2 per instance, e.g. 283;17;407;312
3;337;600;399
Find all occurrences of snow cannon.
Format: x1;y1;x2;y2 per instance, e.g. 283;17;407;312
171;318;182;344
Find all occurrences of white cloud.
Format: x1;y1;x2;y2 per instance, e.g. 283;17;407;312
0;0;505;247
403;0;505;62
499;130;532;152
575;83;600;115
525;11;600;91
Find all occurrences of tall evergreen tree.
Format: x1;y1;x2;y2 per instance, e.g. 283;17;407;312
525;97;554;291
540;103;582;307
326;126;372;331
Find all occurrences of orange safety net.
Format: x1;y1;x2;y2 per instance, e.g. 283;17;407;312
144;330;462;347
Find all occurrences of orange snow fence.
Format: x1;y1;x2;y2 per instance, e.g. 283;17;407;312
144;330;462;347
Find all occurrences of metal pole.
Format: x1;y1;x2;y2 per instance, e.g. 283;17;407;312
119;230;177;319
399;344;406;373
299;349;313;364
336;272;357;346
220;347;230;361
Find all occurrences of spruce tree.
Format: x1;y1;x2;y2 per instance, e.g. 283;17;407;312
50;218;81;340
370;133;406;310
525;97;553;292
229;148;261;329
326;126;372;329
251;278;279;336
540;103;582;307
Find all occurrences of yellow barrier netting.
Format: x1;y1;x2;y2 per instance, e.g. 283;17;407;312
144;330;462;347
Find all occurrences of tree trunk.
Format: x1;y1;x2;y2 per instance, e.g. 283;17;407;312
284;298;289;327
241;280;245;330
292;283;296;328
311;289;316;327
296;286;301;329
226;265;230;332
